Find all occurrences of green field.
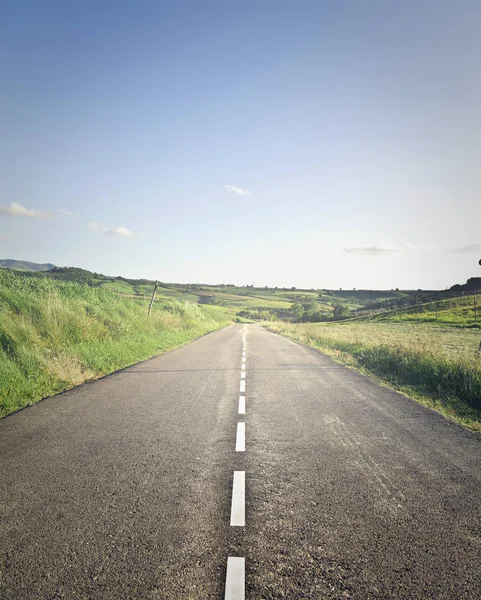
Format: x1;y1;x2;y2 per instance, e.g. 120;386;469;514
0;271;230;417
267;320;481;431
361;294;481;328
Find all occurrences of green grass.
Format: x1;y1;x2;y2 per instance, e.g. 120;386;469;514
365;295;481;328
267;321;481;431
0;271;230;417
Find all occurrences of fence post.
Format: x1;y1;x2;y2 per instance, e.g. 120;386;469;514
148;280;158;317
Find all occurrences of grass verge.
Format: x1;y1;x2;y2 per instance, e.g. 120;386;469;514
266;321;481;432
0;271;230;417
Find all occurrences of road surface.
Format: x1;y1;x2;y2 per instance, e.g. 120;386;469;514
0;324;480;599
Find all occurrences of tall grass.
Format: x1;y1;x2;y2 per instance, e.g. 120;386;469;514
0;271;229;417
267;321;481;431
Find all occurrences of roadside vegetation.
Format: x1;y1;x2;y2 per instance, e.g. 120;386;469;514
2;260;481;428
267;321;481;431
0;271;229;417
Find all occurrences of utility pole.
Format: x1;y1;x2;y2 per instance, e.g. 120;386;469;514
148;280;158;317
478;259;481;353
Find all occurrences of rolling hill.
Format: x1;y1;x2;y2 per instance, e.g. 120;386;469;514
0;259;56;271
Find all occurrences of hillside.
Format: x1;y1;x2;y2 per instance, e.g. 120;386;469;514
0;259;55;271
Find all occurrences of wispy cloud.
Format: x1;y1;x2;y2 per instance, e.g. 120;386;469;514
450;243;481;253
0;202;52;219
57;209;73;216
344;244;401;256
224;184;251;196
344;242;433;256
103;226;133;237
89;222;134;237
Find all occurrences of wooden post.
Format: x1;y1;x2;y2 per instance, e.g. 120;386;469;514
148;280;158;317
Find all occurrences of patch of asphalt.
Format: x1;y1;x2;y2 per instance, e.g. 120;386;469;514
0;324;242;599
243;325;480;599
1;323;480;599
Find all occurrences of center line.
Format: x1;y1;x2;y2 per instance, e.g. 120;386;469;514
240;380;245;393
240;371;245;379
238;395;245;414
230;471;245;526
225;557;245;600
235;422;245;451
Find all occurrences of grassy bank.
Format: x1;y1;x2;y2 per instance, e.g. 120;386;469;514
267;321;481;431
0;271;230;417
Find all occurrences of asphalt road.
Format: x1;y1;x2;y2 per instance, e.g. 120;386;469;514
0;324;480;599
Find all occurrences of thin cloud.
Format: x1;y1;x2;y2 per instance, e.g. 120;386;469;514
344;245;401;256
89;222;134;236
450;243;481;253
224;184;251;196
57;209;73;216
0;202;52;219
103;226;133;237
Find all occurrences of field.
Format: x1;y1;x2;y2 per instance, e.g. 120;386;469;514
0;271;230;417
362;294;481;327
267;321;481;431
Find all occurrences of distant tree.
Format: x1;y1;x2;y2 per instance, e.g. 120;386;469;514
302;300;318;315
333;305;350;320
290;303;304;321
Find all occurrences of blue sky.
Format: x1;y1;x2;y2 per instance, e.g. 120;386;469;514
1;0;480;289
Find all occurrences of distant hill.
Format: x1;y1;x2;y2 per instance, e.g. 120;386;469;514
0;259;55;272
449;277;481;292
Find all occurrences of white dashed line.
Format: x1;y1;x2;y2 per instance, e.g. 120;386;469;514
235;422;245;452
230;471;245;526
225;557;245;600
240;380;245;393
238;395;245;414
240;371;245;379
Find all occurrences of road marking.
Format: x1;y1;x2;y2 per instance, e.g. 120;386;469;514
240;380;245;393
225;557;245;600
240;371;245;379
230;471;245;526
238;395;245;414
236;422;245;451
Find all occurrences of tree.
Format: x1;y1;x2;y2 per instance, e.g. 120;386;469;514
333;304;350;320
290;303;304;322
